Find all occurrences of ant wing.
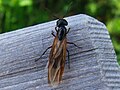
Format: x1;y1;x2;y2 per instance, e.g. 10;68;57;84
48;36;67;86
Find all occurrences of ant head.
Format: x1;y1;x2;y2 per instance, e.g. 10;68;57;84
56;19;68;27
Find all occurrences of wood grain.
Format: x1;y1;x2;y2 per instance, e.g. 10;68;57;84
0;14;119;90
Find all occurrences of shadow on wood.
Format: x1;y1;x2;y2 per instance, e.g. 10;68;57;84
0;14;120;90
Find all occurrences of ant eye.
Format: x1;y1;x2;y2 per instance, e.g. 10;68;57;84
64;21;68;26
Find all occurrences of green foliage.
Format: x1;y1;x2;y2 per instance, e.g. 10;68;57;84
0;0;120;65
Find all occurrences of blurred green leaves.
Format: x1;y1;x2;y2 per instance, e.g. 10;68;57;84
19;0;32;6
86;2;97;15
107;18;120;35
0;0;120;65
0;0;49;33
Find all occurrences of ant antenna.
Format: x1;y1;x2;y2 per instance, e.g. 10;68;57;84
41;1;73;19
63;2;73;18
42;5;59;19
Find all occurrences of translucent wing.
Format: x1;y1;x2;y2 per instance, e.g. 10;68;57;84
48;35;67;86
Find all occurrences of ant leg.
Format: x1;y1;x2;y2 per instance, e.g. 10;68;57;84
66;49;70;69
35;46;52;62
51;31;56;37
67;42;81;48
66;27;70;34
55;27;58;32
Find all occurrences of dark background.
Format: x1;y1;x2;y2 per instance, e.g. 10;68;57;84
0;0;120;65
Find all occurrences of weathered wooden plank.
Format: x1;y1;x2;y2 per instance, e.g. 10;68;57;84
0;14;120;90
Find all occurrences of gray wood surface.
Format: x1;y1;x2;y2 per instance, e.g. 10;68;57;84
0;14;120;90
